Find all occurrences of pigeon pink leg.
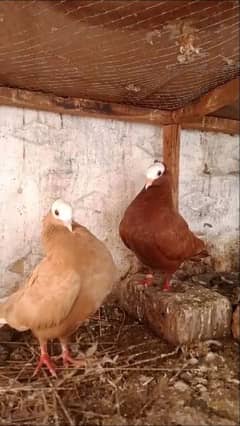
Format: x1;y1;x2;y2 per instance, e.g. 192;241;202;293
33;343;57;377
138;273;154;287
162;275;172;292
60;341;86;368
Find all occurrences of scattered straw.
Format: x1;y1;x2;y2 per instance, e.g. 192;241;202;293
0;288;239;426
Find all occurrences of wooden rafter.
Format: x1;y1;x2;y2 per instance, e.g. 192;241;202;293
0;81;239;135
173;78;239;122
182;116;239;135
0;86;173;126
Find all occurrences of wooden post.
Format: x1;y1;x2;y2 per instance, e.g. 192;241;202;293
163;124;181;211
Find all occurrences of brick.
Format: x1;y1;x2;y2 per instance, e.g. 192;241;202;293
115;273;232;345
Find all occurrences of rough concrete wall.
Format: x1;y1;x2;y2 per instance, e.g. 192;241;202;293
0;106;239;296
180;130;239;272
0;106;162;297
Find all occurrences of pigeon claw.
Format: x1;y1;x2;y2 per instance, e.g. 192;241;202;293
162;280;172;292
61;349;86;368
137;273;154;287
32;353;57;378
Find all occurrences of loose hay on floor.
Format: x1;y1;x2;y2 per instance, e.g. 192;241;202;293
0;272;239;426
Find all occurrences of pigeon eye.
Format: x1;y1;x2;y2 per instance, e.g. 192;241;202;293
157;170;162;177
54;209;59;216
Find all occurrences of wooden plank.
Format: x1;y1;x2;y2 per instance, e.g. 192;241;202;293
0;86;173;126
182;116;240;135
163;124;181;210
173;78;240;122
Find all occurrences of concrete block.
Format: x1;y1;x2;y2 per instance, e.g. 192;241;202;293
115;273;232;345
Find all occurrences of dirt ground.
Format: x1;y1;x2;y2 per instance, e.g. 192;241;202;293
0;272;239;426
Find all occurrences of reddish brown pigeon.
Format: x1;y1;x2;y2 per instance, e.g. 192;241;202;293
119;162;207;291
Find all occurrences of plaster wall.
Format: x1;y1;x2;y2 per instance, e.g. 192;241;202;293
0;106;238;297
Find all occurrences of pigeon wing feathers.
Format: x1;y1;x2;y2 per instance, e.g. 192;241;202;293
3;258;81;331
154;210;203;260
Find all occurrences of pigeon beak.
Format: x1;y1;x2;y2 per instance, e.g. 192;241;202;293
64;220;72;232
145;179;153;190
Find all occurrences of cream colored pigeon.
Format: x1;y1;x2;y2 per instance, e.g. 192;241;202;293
0;199;117;376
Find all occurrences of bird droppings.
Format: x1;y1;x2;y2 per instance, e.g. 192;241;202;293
51;26;59;33
125;84;141;93
174;380;189;392
166;20;202;64
204;351;219;364
0;293;239;426
176;32;201;64
220;56;235;66
188;357;199;366
145;29;162;45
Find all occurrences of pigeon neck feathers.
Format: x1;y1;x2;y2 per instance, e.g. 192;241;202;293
143;173;174;207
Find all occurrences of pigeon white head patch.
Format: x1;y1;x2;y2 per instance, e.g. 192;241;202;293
145;162;166;189
51;199;73;231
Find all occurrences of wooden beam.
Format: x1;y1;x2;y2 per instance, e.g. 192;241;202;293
182;116;240;135
173;78;239;122
163;124;181;211
0;86;173;126
0;85;238;135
